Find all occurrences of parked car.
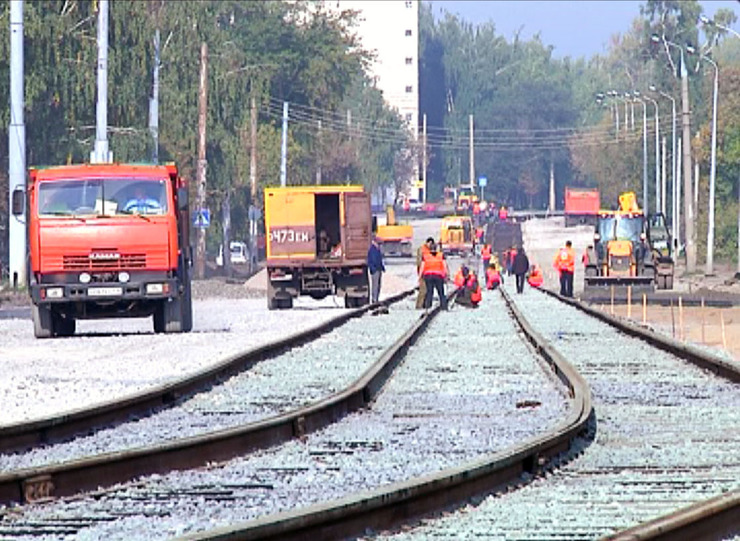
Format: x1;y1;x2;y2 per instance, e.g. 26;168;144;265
216;241;248;266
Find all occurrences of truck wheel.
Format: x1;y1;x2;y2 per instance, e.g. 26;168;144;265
153;298;183;333
32;305;54;339
54;313;76;337
181;280;193;332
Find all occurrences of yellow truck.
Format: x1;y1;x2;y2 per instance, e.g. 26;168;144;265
439;215;474;257
264;185;372;309
375;205;413;257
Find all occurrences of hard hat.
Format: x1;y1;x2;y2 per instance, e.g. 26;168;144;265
640;232;646;240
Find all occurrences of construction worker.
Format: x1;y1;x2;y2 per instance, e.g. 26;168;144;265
582;244;596;267
419;242;449;310
481;244;492;272
507;245;518;276
553;240;576;297
512;246;530;294
456;267;482;308
635;232;649;275
527;264;543;288
453;265;468;288
499;205;508;222
486;263;502;290
415;237;434;309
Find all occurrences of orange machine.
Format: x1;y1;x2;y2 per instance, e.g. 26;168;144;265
22;163;193;338
264;185;372;309
440;215;474;257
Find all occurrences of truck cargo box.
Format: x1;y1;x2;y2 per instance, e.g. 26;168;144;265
564;187;600;227
264;186;371;309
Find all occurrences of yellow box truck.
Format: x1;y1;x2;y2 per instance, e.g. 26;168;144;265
264;185;372;309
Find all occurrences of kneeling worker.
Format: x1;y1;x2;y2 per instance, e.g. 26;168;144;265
527;264;543;288
456;267;482;308
486;264;502;290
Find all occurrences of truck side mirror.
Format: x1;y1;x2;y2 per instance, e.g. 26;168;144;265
177;187;189;211
11;187;25;215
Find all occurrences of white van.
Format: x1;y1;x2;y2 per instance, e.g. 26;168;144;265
216;241;248;266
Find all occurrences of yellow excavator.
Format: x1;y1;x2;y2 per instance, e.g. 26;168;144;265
584;191;674;290
375;205;413;257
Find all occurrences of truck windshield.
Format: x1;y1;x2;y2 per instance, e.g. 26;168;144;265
38;178;168;216
615;215;644;241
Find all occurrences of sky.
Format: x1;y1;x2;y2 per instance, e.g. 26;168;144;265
429;1;740;59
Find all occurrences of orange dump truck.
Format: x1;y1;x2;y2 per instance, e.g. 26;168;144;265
564;187;600;227
20;163;193;338
264;185;372;309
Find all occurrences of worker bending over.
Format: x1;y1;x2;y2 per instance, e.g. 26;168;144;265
527;264;543;288
455;266;482;308
419;242;449;310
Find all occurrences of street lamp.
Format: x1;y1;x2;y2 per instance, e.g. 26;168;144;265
687;45;719;275
652;34;696;272
641;91;661;216
649;85;676;220
632;92;649;212
701;16;740;275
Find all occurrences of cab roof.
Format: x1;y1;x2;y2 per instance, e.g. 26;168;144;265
30;162;177;180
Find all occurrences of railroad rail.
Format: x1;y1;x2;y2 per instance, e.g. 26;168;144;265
0;290;415;505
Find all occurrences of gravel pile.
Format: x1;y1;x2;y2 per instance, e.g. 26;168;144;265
0;297;421;471
376;282;740;540
0;288;570;540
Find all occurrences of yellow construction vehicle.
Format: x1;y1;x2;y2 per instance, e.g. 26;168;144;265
375;205;413;257
440;215;474;257
584;191;674;291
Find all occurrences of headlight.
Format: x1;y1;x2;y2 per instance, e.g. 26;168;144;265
118;271;130;283
146;283;164;294
46;287;64;299
79;272;91;284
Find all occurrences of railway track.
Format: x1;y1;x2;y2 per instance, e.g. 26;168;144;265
0;285;585;540
0;290;414;505
2;270;735;540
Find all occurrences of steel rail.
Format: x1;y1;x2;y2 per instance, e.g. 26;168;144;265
540;287;740;540
0;290;416;505
171;287;594;541
0;289;414;455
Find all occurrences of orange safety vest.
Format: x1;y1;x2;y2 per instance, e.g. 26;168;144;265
454;268;466;287
467;274;482;303
422;252;446;277
554;247;575;273
486;267;501;286
499;207;508;220
472;202;480;215
528;268;543;287
481;245;491;258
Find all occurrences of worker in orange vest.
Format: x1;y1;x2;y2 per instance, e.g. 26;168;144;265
553;240;576;297
498;206;508;221
419;242;449;310
481;244;492;272
453;265;467;288
456;267;482;308
527;264;544;288
486;264;502;290
415;237;435;309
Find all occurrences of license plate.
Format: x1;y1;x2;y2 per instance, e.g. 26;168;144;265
88;286;123;297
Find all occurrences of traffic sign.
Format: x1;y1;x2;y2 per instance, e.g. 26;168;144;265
193;208;210;228
478;176;488;187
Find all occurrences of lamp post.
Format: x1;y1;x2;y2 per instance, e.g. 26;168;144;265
652;34;696;272
640;91;660;216
632;93;649;212
701;16;740;275
650;86;676;219
687;46;719;275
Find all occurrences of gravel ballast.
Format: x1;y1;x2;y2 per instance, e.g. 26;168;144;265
0;288;570;540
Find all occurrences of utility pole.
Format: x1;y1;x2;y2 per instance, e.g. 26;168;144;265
149;29;160;164
680;56;696;272
549;159;555;212
468;114;474;186
249;95;258;274
280;102;288;186
8;0;25;288
662;136;667;217
316;119;322;185
91;0;110;164
422;113;427;203
676;135;682;254
195;42;208;280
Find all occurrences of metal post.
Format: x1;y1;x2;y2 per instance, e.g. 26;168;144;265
194;42;208;280
149;29;160;164
249;95;258;274
679;52;696;273
280;102;288;187
676;135;682;254
639;99;648;213
316;119;322;185
422;113;427;203
8;0;26;287
706;58;719;275
653;102;660;214
91;0;110;164
468;114;474;186
662;136;667;217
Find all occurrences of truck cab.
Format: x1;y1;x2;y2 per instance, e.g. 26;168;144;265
25;163;192;337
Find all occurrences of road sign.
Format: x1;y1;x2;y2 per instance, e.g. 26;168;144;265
193;208;210;228
478;176;488;187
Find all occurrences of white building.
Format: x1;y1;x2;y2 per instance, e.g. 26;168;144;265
323;1;421;199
